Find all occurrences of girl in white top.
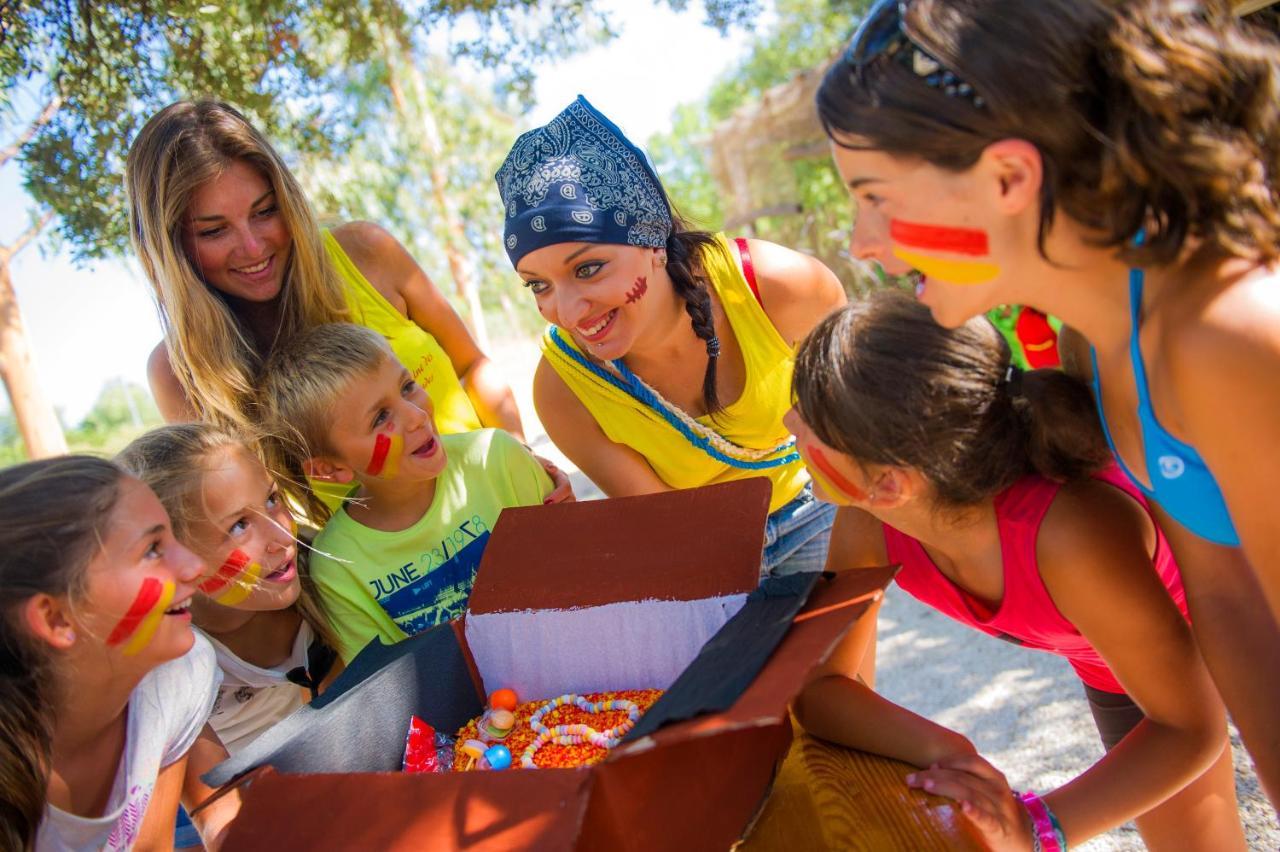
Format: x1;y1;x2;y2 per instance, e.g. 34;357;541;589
119;423;340;754
0;456;238;851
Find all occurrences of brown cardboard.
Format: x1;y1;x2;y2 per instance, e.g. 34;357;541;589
219;480;895;851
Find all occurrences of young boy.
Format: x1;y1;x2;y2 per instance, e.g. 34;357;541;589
259;323;555;663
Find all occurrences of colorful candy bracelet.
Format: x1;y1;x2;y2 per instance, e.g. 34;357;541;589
521;693;642;769
1016;791;1067;852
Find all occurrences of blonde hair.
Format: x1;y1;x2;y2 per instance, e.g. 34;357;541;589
258;322;394;524
125;99;350;434
117;423;340;653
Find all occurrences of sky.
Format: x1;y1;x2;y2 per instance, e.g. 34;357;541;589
1;0;765;424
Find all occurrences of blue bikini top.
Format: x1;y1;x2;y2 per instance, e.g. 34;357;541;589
1089;265;1240;546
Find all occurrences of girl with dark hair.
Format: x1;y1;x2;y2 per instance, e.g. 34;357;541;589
495;96;847;577
791;293;1245;852
0;457;239;851
815;0;1280;803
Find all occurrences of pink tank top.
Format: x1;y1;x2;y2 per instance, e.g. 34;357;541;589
883;465;1188;694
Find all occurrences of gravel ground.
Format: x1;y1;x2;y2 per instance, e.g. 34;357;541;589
500;339;1277;850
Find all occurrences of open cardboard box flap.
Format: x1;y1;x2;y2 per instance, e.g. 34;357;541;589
216;479;896;851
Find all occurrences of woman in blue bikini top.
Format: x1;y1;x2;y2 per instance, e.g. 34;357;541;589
813;0;1280;809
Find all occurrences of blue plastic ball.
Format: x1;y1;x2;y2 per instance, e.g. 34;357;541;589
483;744;512;770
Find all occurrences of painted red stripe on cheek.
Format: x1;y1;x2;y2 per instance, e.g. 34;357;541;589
199;549;251;595
367;432;392;476
809;446;868;502
106;577;165;646
889;219;989;256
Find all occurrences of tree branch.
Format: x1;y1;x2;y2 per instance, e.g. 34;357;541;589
0;95;63;171
4;210;55;262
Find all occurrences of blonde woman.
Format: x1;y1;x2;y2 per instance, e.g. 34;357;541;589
126;100;569;509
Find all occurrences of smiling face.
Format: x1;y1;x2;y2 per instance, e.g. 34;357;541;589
323;355;447;485
830;142;1017;328
182;159;292;303
516;242;668;361
85;477;204;663
184;446;301;613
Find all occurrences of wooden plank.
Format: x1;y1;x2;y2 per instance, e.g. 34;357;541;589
739;727;985;851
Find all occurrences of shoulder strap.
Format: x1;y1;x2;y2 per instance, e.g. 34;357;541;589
734;237;763;307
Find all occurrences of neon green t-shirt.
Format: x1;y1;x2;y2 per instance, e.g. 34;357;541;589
310;429;552;662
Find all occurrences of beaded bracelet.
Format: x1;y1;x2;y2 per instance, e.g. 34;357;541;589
1016;791;1068;852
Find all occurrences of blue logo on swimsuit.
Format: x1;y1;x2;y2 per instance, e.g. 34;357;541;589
1158;455;1186;480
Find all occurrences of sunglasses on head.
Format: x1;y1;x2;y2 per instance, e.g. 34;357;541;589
843;0;986;109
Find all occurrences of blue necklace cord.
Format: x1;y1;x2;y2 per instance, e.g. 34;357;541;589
547;326;800;471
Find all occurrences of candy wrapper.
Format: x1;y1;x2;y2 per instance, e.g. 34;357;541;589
402;715;455;773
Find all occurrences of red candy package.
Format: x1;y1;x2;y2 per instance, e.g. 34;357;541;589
402;715;455;773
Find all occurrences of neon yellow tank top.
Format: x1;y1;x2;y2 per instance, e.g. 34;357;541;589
313;231;483;514
323;230;482;434
540;234;808;513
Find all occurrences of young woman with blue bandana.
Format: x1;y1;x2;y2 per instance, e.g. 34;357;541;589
815;0;1280;809
495;96;847;577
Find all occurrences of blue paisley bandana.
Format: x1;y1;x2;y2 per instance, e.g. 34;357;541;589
495;95;673;268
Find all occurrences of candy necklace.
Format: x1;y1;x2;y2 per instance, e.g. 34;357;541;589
520;693;642;769
548;326;800;470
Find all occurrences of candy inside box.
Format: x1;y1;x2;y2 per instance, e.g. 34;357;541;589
208;478;895;851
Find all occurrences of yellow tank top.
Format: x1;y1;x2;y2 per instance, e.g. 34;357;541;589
313;231;483;513
540;234;808;513
323;230;482;434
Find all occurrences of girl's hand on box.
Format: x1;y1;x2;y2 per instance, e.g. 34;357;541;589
535;455;577;504
907;753;1034;852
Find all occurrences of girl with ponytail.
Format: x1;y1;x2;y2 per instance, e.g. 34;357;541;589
816;0;1280;804
495;96;847;577
0;457;238;851
791;292;1245;851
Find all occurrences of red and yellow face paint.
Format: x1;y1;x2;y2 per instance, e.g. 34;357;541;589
106;577;176;656
366;431;404;478
799;444;868;506
890;219;999;285
199;549;264;606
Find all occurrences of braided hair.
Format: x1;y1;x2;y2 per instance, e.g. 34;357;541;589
665;217;731;416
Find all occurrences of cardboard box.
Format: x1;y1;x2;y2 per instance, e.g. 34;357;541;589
211;478;894;851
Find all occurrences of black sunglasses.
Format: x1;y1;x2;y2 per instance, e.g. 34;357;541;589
843;0;986;109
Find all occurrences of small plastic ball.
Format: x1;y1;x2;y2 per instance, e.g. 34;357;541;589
489;688;518;711
484;744;512;770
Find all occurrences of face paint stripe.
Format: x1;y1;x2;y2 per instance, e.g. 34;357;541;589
119;580;176;656
889;220;989;256
211;559;264;606
199;549;252;596
106;577;166;645
808;446;868;503
893;248;1000;285
366;432;404;477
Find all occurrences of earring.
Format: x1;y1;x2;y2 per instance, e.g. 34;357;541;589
65;629;76;644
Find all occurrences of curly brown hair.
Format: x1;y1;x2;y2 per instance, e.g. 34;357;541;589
817;0;1280;269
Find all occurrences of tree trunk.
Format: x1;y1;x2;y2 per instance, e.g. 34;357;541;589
0;216;69;459
383;38;492;352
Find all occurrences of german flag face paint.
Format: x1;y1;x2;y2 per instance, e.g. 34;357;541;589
199;549;265;606
366;431;404;478
890;219;999;286
106;577;176;656
799;444;868;506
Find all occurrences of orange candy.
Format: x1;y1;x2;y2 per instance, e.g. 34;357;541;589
489;688;519;711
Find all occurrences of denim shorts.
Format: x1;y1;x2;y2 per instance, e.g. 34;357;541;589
761;482;838;579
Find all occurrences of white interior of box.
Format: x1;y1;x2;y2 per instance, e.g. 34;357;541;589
465;593;748;700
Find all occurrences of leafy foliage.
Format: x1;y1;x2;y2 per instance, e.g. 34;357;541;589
2;0;757;261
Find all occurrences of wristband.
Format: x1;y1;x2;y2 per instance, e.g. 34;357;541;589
1016;791;1067;852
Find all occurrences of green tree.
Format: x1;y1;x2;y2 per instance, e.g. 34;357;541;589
648;0;880;293
0;0;757;459
64;379;163;454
